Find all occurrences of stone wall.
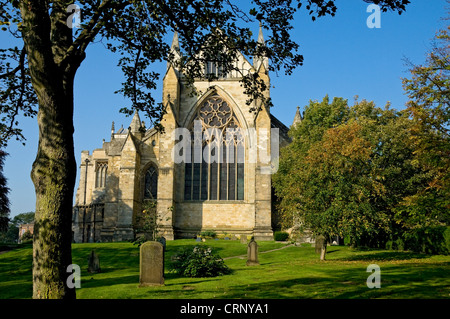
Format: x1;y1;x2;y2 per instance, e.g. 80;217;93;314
73;37;289;242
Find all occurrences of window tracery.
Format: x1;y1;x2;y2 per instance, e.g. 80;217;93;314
185;95;244;201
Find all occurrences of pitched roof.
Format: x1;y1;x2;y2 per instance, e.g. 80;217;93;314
270;114;291;143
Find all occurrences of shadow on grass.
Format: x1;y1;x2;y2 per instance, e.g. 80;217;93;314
81;274;140;289
337;250;429;262
219;262;450;299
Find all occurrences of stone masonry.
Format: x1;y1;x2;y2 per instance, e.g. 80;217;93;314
72;27;293;242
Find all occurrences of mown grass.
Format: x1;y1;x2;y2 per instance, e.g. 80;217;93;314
0;240;449;299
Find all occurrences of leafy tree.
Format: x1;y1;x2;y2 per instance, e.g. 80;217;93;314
0;149;10;233
0;211;34;243
273;97;425;259
0;0;410;298
20;229;33;243
399;22;450;229
11;211;35;225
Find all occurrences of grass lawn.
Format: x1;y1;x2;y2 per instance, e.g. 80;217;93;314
0;240;449;299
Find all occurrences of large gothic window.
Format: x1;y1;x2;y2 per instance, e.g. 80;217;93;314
144;165;158;200
185;95;244;201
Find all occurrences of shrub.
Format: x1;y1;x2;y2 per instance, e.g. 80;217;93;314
444;227;450;253
403;226;449;255
274;231;289;241
170;245;231;277
386;226;450;255
200;230;217;238
20;230;33;244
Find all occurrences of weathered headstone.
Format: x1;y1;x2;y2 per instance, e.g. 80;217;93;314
139;241;164;287
315;235;326;254
246;238;259;266
87;250;101;273
240;235;247;244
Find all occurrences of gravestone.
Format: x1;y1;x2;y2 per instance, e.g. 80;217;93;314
240;235;247;244
87;250;101;273
315;235;326;254
139;241;164;287
246;238;259;266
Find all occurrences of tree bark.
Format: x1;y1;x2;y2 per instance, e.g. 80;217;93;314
19;0;83;299
320;241;327;261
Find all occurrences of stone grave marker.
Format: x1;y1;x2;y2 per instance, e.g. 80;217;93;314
315;235;326;254
139;241;164;287
240;235;247;244
87;250;101;273
246;238;259;266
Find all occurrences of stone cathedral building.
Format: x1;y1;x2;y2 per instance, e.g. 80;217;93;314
72;28;297;243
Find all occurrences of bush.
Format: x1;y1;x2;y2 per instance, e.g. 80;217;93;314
20;230;33;244
444;227;450;253
169;245;231;277
274;231;289;241
403;226;449;255
386;226;450;255
200;230;217;239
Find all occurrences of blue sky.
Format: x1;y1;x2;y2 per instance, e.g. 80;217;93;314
2;1;448;217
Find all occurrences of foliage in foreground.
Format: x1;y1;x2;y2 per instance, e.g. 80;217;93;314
169;244;231;278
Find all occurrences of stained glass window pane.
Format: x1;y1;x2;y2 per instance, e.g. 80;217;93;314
237;163;244;200
219;145;227;200
201;156;208;200
228;145;236;200
210;161;218;200
184;163;192;200
144;166;158;200
192;163;201;201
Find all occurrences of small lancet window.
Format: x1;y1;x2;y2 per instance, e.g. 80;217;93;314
144;165;158;200
95;162;108;188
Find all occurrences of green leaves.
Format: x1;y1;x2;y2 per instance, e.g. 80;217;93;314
273;96;433;248
0;46;37;147
399;24;450;228
0;1;411;146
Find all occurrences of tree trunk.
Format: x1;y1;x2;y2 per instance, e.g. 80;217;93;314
19;0;82;299
320;238;327;261
30;80;77;299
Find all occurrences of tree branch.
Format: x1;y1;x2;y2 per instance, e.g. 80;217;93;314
0;47;25;80
61;0;128;68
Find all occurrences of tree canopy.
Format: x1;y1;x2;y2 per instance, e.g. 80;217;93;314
273;22;450;259
0;0;410;146
399;23;450;229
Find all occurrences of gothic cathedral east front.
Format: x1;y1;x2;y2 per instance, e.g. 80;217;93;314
72;28;296;242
